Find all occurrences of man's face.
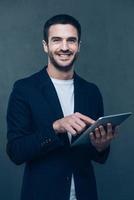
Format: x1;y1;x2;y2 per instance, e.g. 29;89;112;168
43;24;80;72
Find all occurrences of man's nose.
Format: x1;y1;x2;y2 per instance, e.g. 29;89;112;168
60;40;69;51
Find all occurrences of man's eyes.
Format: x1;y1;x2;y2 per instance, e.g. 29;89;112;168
51;38;77;43
68;39;77;43
52;38;61;42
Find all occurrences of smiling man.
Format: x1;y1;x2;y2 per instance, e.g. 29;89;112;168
6;14;115;200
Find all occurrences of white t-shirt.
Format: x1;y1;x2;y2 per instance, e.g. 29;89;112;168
51;77;77;200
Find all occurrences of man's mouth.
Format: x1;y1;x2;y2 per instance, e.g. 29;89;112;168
57;52;73;59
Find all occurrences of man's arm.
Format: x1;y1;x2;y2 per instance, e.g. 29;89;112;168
6;82;64;165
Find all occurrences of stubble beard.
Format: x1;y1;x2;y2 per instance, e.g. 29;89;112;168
48;51;79;72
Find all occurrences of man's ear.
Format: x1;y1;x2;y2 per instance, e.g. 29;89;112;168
42;40;48;53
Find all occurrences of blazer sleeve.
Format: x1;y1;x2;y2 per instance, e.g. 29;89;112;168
6;81;64;165
88;84;110;164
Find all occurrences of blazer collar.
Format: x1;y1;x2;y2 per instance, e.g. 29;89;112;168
37;67;70;145
37;66;64;121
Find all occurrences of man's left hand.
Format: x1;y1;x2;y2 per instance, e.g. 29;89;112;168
89;123;118;152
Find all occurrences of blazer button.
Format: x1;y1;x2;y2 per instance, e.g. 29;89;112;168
45;139;49;143
41;141;46;147
66;176;70;181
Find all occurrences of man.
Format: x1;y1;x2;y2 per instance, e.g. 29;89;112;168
6;14;116;200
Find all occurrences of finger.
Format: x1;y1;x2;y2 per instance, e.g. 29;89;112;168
65;124;77;135
89;132;96;142
94;128;101;143
72;115;86;129
70;121;83;133
107;123;113;139
99;125;107;140
75;112;95;125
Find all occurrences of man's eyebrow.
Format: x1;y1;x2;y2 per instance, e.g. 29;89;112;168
51;36;61;40
50;36;78;40
67;37;77;40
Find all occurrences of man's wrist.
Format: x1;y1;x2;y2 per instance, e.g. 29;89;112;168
95;144;110;152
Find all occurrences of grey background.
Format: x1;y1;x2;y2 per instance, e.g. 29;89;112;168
0;0;134;199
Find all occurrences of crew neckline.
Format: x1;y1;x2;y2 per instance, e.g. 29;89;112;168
51;77;74;84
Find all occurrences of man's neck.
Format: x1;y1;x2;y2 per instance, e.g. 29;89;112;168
46;64;74;80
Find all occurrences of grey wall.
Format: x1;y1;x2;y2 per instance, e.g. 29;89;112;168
0;0;134;199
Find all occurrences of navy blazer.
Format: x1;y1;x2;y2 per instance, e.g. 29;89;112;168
6;67;109;200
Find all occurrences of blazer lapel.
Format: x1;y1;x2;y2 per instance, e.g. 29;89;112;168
71;73;89;143
38;67;70;145
74;73;88;114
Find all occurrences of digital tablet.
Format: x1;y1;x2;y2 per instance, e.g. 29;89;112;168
72;112;132;146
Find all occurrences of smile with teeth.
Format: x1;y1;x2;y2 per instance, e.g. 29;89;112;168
57;53;72;60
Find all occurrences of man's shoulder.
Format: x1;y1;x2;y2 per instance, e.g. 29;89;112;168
13;68;45;90
75;73;100;92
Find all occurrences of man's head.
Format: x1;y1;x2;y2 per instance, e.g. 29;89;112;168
43;14;81;44
43;14;81;72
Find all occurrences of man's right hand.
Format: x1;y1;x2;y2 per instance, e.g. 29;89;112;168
53;112;95;135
